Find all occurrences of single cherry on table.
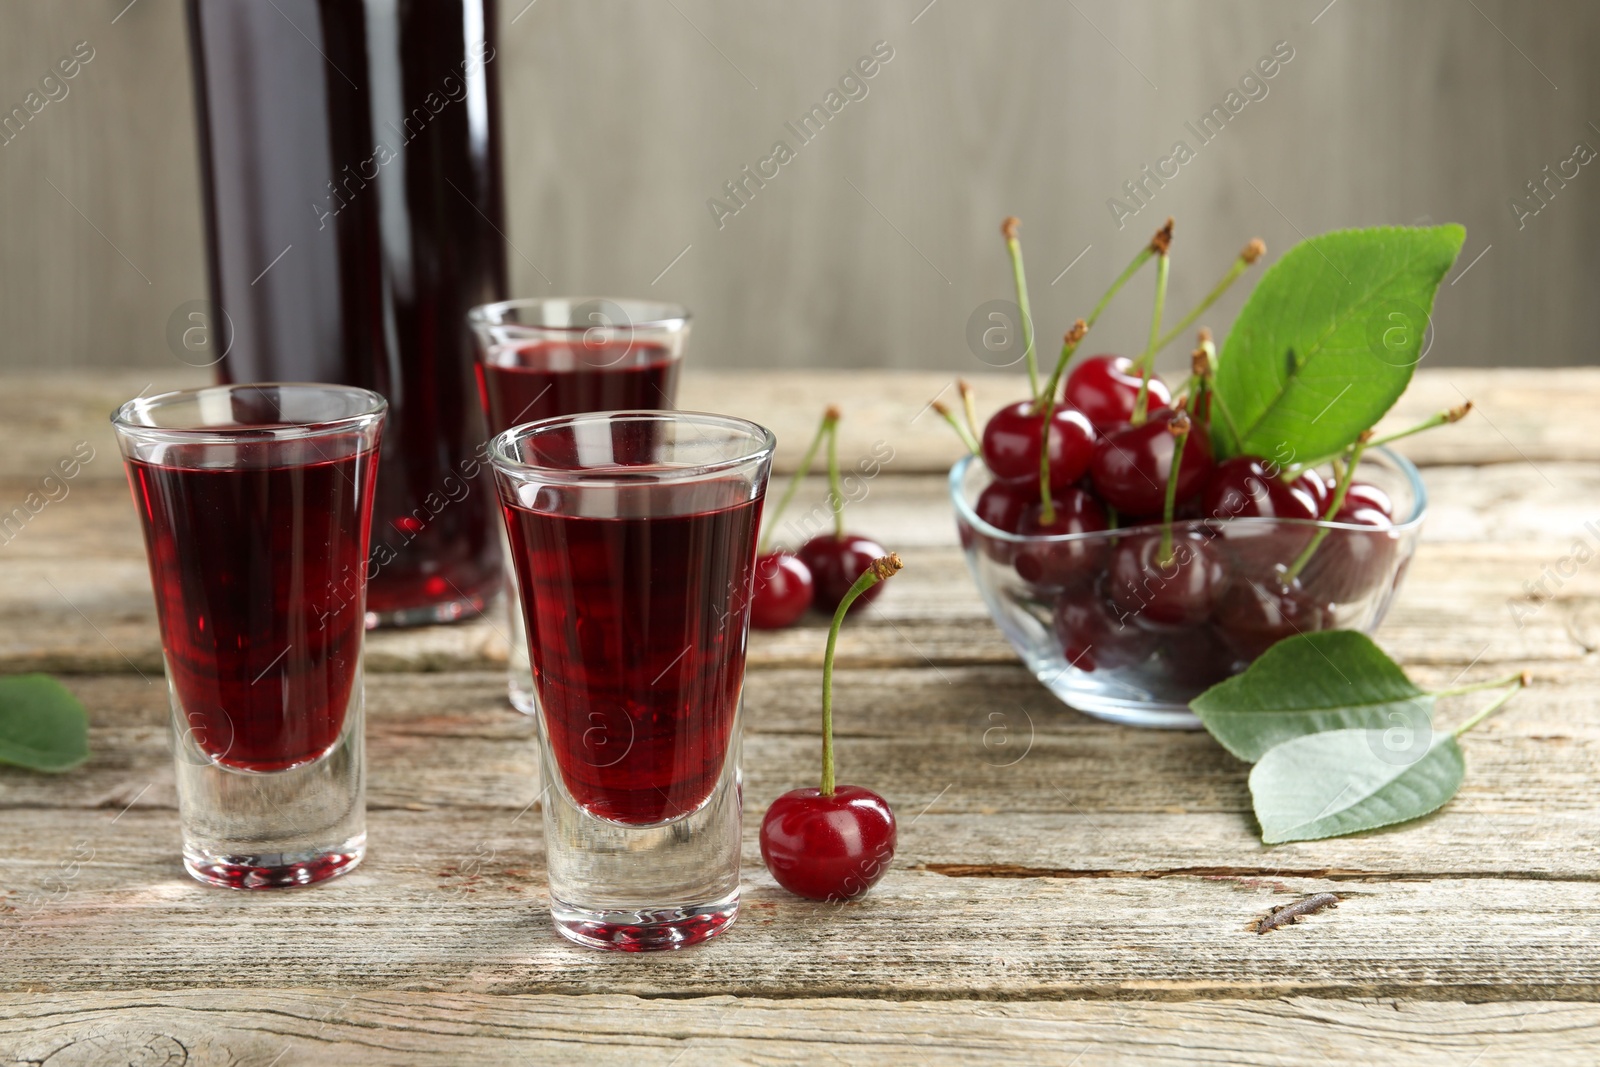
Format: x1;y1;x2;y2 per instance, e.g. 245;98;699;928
760;554;902;902
799;533;891;614
750;550;814;630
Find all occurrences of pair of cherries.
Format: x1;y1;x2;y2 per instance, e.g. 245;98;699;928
751;408;889;630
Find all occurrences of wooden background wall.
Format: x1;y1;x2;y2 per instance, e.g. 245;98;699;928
1;0;1594;374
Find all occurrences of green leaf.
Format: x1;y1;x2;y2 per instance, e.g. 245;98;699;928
1249;729;1464;844
1215;225;1466;464
0;674;90;772
1190;630;1433;762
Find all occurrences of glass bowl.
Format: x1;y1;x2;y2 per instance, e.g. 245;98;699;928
950;448;1426;729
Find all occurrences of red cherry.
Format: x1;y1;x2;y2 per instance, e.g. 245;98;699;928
1201;455;1319;523
1338;482;1394;521
798;534;890;614
981;401;1044;486
750;551;814;630
1012;488;1109;589
971;480;1037;565
1045;407;1098;489
981;402;1097;490
1157;624;1236;690
1107;530;1226;627
1213;578;1329;661
1052;584;1158;671
760;784;897;902
974;480;1036;533
1063;354;1171;433
1296;469;1331;513
1298;483;1397;603
1090;408;1214;518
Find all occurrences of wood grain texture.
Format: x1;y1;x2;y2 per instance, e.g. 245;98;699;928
1;371;1596;1058
3;993;1597;1066
2;368;1596;486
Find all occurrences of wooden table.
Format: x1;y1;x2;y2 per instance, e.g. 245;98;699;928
2;369;1598;1064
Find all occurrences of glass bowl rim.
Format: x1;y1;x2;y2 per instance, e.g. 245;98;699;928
948;445;1428;545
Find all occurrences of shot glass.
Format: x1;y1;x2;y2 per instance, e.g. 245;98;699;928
469;298;690;715
489;411;774;950
113;384;385;889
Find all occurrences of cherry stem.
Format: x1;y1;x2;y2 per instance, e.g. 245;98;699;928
1452;671;1530;738
933;400;980;456
826;412;845;541
1002;218;1040;401
1035;321;1089;519
1131;252;1170;425
820;554;903;796
1367;402;1473;450
1280;433;1372;584
1159;412;1190;567
1194;337;1243;447
1432;671;1527;699
1151;239;1264;355
1038;223;1162;405
758;407;836;556
958;380;981;443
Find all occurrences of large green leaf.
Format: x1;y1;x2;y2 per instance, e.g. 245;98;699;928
0;674;89;772
1215;225;1465;463
1249;729;1464;844
1190;631;1432;762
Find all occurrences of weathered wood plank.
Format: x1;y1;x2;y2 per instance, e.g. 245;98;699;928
0;369;1593;487
2;992;1595;1066
5;825;1599;997
0;539;1589;674
2;665;1592;832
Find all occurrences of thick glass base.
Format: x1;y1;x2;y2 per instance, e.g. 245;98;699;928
552;889;738;952
537;696;744;951
184;834;365;890
172;668;366;890
367;589;490;630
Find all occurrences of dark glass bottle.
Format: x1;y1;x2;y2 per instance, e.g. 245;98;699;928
186;0;506;625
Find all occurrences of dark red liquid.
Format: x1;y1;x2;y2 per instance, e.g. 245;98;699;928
187;0;505;622
503;482;762;825
127;439;378;772
476;341;679;435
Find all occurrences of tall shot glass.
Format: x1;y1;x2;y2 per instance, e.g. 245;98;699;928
113;384;385;889
468;298;690;715
489;411;774;949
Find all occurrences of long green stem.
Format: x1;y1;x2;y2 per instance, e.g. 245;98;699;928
757;408;835;555
826;413;844;540
820;554;903;795
1432;671;1526;699
1452;672;1530;738
1037;399;1057;524
1158;413;1190;566
1368;402;1473;450
1037;223;1164;405
958;380;981;443
934;400;980;456
1131;252;1170;424
1002;218;1039;400
1281;434;1371;584
1151;239;1264;355
1035;320;1088;518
